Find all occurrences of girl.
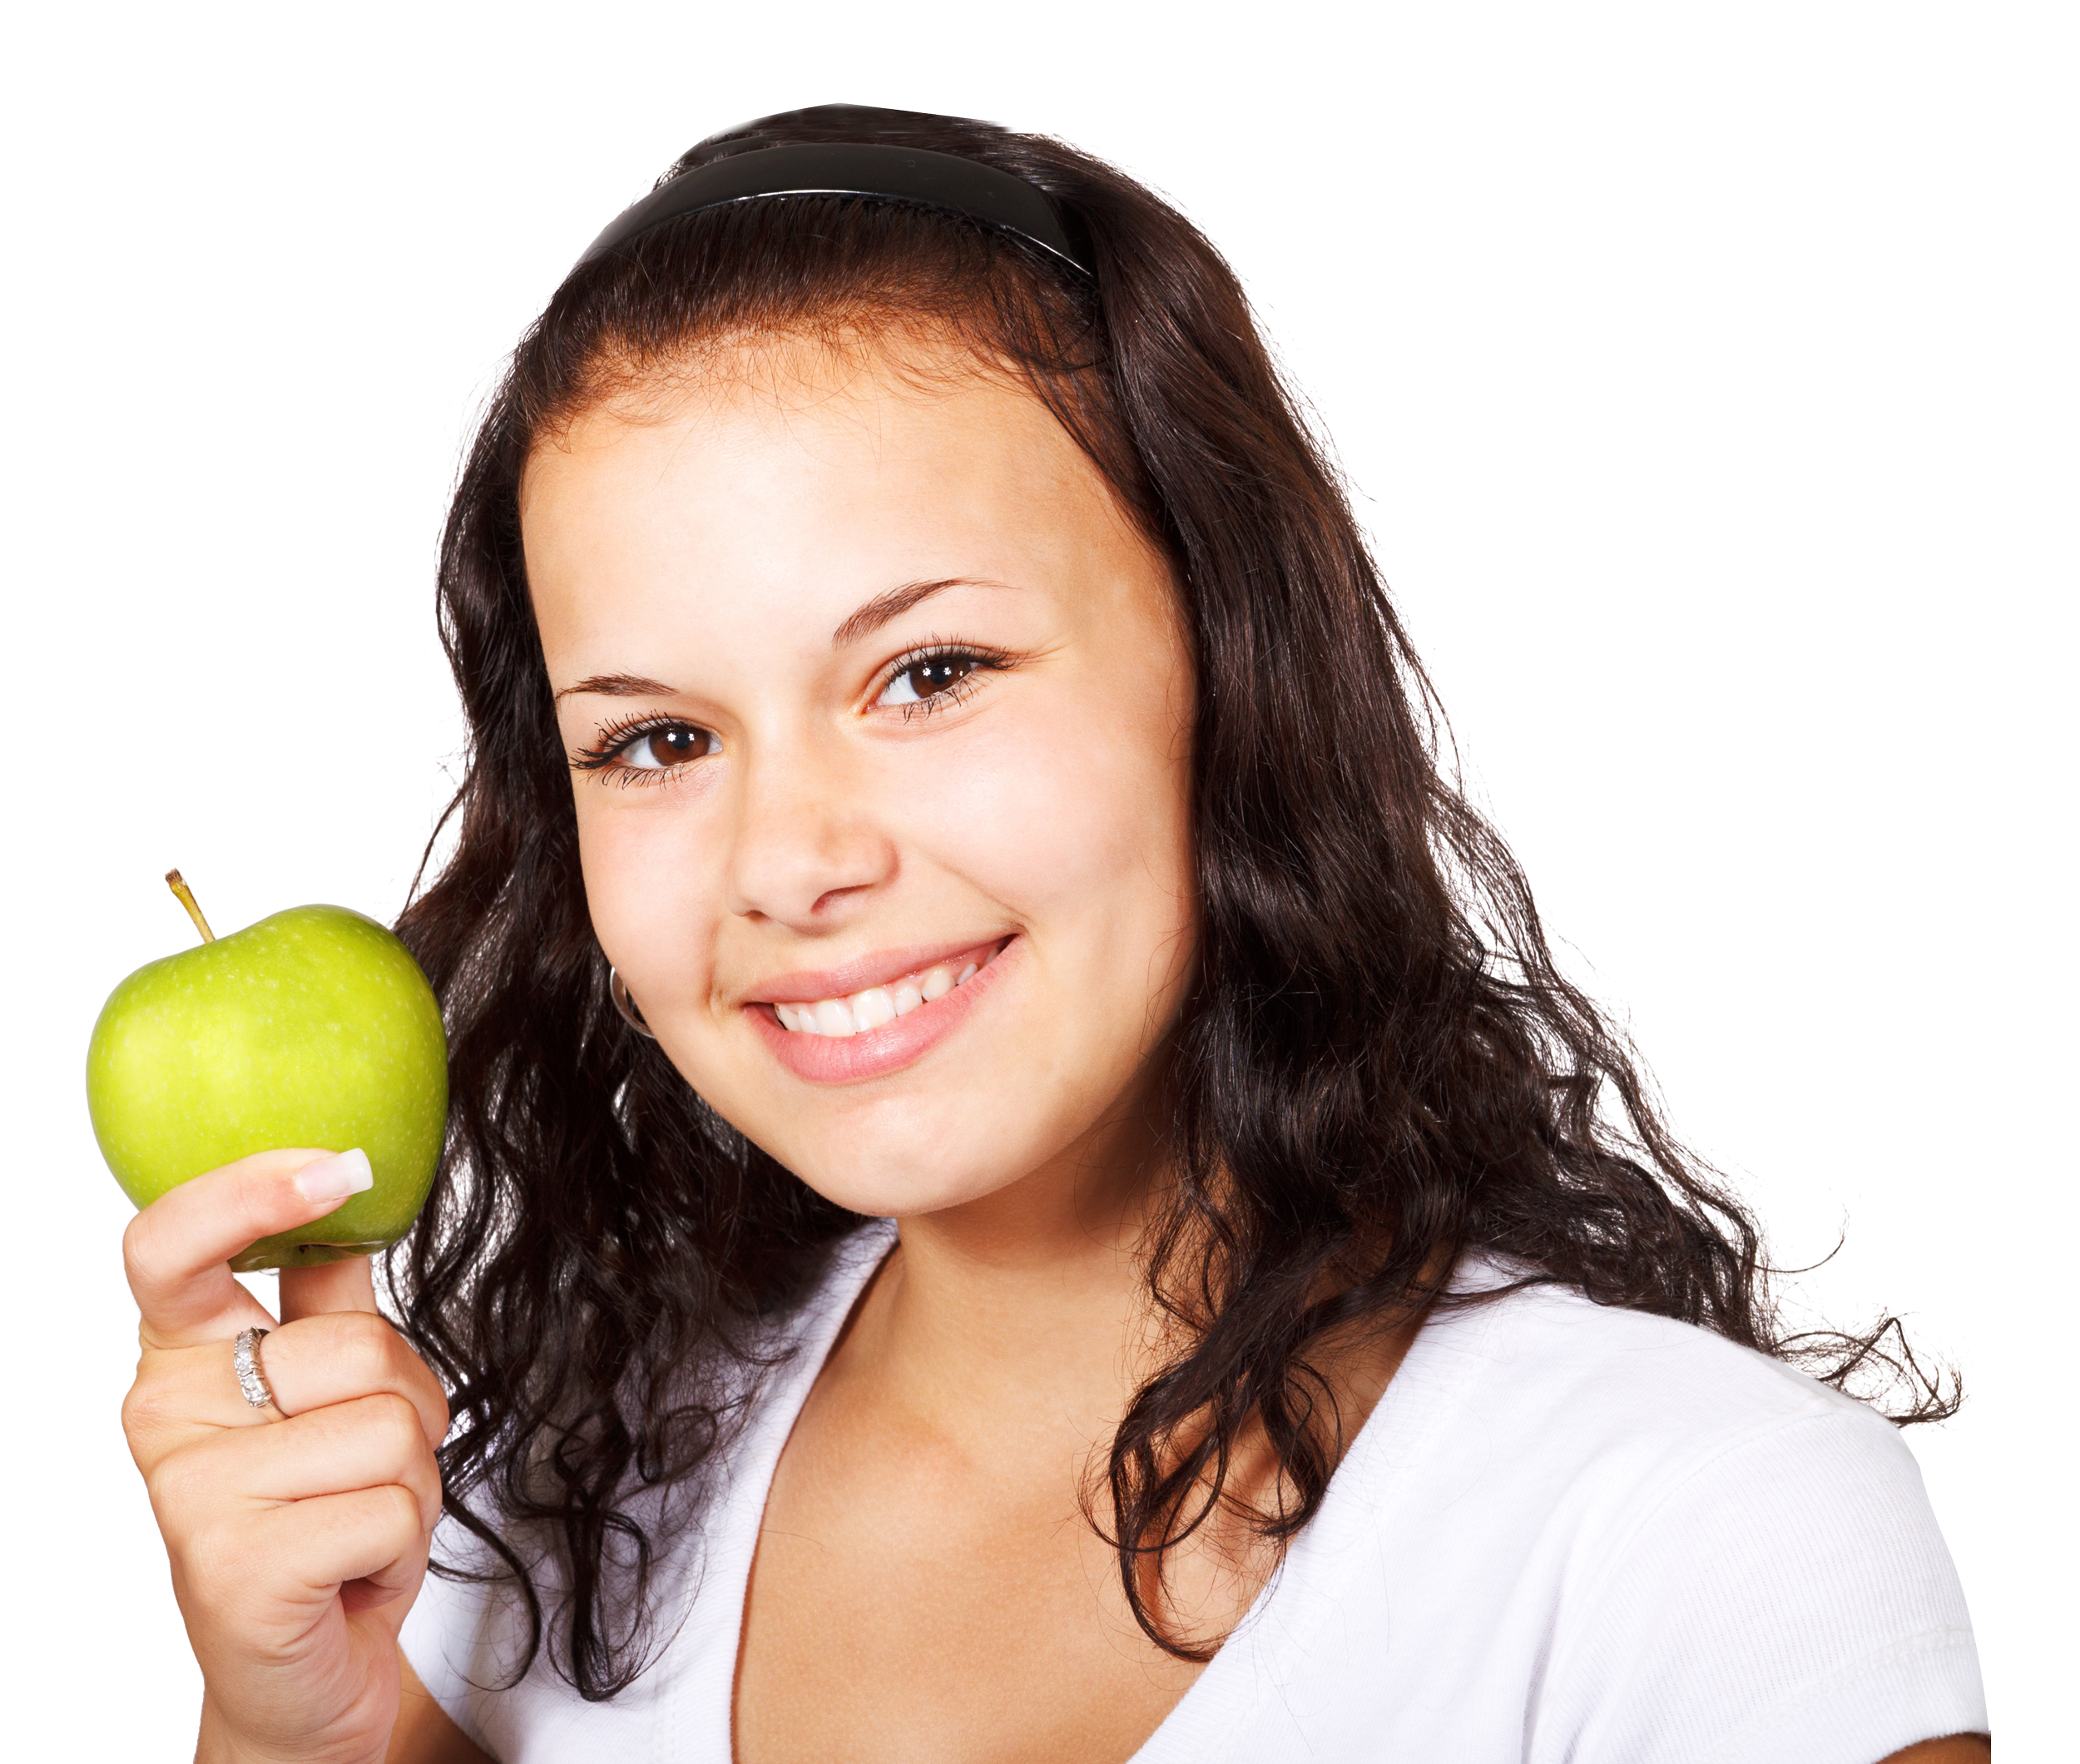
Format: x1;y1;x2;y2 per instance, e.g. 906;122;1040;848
118;105;1988;1762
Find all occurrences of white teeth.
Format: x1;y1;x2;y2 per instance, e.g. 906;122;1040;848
775;950;993;1037
849;987;897;1030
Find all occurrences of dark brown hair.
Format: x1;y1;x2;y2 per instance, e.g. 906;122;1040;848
391;103;1954;1699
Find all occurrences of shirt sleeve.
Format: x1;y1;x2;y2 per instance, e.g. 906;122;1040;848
1533;1405;1987;1764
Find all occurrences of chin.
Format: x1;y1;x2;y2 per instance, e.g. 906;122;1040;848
764;1135;1029;1221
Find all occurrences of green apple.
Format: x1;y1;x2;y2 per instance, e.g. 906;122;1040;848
87;874;448;1272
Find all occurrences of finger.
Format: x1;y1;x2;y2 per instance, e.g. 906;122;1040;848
262;1309;448;1448
278;1246;379;1325
125;1147;374;1348
247;1483;430;1619
131;1311;448;1449
257;1395;443;1529
158;1393;443;1533
122;1329;295;1480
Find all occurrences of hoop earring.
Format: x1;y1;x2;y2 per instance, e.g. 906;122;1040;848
609;967;656;1039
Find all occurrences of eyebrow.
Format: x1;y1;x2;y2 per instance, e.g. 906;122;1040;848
552;578;1018;701
831;577;1015;648
552;672;677;704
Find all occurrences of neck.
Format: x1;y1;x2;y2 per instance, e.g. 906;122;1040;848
825;1098;1432;1547
859;1102;1171;1436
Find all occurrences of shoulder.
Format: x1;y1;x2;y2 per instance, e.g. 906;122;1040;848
1350;1266;1987;1762
1411;1267;1961;1626
1136;1271;1982;1763
1369;1261;1949;1555
1434;1266;1899;1489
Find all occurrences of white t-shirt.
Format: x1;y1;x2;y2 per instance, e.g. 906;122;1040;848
401;1221;1985;1761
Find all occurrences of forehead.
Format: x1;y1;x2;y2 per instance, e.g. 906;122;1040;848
520;334;1130;601
509;326;1148;657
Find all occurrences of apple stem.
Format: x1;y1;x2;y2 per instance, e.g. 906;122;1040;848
165;870;216;944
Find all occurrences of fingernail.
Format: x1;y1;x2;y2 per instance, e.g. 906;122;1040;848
294;1149;374;1202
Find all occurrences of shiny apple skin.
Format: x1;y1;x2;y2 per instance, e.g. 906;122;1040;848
86;904;448;1271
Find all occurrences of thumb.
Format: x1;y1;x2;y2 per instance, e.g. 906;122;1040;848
279;1248;380;1322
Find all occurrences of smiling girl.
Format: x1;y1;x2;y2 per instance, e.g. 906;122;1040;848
117;106;1988;1763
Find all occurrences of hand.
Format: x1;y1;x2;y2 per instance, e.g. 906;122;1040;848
120;1148;448;1764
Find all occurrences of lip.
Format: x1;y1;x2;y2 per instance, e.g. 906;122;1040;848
748;934;1018;1085
747;938;1008;1006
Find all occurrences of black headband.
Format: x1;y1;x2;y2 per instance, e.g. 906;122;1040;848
575;141;1092;275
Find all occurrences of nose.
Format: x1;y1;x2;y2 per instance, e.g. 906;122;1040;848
724;735;896;928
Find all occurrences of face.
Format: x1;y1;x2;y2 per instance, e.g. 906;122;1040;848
522;335;1197;1220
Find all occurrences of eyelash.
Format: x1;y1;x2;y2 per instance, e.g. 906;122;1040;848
566;642;1013;784
879;640;1013;722
568;711;703;786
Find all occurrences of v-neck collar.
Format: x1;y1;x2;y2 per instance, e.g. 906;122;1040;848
672;1221;1492;1763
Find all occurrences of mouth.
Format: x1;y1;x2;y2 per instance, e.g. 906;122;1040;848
766;941;1003;1038
747;936;1016;1083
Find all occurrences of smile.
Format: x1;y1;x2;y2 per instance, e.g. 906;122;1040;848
773;952;991;1037
749;936;1017;1084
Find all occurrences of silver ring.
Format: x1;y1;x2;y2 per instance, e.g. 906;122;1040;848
233;1326;280;1413
609;966;656;1038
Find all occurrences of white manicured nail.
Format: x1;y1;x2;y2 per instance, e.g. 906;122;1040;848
295;1149;374;1202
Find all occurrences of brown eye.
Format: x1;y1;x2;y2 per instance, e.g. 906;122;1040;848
623;725;714;771
880;652;980;708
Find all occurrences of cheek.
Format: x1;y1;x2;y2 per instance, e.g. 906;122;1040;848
573;788;726;1002
904;667;1196;1000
